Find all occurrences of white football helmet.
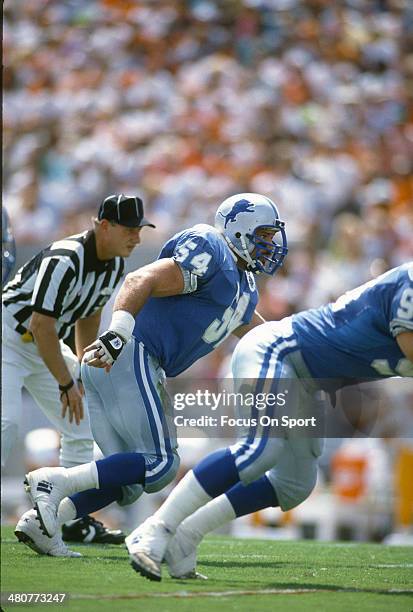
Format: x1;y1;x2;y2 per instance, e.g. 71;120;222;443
215;193;287;275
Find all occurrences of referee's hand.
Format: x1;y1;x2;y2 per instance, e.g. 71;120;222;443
60;384;84;425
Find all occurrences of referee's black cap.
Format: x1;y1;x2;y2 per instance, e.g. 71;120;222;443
98;194;155;228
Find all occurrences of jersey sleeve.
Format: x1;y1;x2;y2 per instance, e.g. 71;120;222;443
171;231;220;292
31;254;77;318
389;273;413;337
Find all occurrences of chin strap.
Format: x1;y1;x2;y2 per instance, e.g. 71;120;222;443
222;233;259;272
239;234;259;272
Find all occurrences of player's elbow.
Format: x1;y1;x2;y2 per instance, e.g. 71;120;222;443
124;268;155;295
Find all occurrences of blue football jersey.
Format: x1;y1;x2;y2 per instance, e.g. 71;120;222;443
134;224;258;376
292;263;413;385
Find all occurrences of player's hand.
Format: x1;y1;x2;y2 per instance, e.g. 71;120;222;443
83;330;125;371
60;381;84;425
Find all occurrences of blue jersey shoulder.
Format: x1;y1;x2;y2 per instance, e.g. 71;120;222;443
292;263;413;382
328;263;413;337
386;263;413;336
160;224;235;281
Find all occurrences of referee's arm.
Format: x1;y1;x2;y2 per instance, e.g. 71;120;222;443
29;254;83;425
30;313;75;386
75;309;102;360
30;312;84;425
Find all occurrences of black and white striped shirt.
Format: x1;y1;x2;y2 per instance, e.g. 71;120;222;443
2;230;124;341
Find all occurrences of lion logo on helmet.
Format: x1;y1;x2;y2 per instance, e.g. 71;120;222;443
219;199;255;228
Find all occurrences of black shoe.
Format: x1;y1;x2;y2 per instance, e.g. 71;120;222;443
61;516;125;545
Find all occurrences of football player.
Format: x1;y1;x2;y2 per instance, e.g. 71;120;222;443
125;262;412;580
15;193;288;559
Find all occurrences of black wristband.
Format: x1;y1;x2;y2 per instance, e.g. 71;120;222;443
59;380;74;392
59;379;74;404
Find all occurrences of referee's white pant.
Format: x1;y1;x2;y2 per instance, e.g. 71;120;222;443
1;308;94;469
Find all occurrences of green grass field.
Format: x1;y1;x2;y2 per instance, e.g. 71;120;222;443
1;526;412;611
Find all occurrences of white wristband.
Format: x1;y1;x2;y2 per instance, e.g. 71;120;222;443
109;310;135;343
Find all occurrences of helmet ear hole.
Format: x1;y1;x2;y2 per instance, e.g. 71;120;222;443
235;232;241;238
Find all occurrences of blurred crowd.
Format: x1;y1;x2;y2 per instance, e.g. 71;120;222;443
4;0;413;318
3;0;413;537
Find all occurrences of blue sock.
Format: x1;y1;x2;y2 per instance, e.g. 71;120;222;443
226;475;279;517
95;452;146;489
193;448;239;498
70;487;123;518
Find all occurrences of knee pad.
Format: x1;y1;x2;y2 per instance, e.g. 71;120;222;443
232;438;284;486
143;453;180;494
118;483;144;507
117;453;180;506
266;464;317;511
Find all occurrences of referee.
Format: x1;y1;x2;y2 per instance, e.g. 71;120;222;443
2;194;155;550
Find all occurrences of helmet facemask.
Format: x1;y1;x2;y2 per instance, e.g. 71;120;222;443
237;221;288;275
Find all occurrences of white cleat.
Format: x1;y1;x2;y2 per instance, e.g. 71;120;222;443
24;467;70;537
125;518;174;582
164;526;207;580
15;509;82;558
